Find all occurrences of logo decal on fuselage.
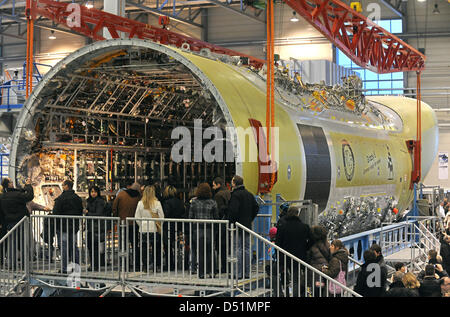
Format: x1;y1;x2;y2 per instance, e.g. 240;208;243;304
342;140;355;181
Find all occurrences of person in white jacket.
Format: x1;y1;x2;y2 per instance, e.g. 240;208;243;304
135;185;165;272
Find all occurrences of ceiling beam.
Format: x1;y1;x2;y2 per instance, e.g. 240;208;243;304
0;13;89;38
126;0;203;28
202;0;264;24
379;0;403;18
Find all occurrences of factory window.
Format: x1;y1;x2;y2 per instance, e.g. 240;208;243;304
336;19;404;95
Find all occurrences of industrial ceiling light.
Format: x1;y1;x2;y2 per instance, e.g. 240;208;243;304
49;30;56;40
417;0;426;2
433;3;440;14
290;11;299;22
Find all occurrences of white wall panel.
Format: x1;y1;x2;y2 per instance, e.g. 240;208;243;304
424;128;450;189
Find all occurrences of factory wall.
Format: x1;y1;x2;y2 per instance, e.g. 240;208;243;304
1;25;86;79
206;4;333;61
423;128;450;190
403;1;450;190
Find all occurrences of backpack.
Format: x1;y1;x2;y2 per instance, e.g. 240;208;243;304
328;260;347;295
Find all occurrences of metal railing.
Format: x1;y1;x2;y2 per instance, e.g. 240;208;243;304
338;215;444;277
232;222;361;297
380;221;413;258
2;213;364;297
406;217;442;273
0;217;30;297
346;256;363;289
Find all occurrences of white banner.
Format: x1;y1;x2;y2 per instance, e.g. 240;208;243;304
438;152;448;180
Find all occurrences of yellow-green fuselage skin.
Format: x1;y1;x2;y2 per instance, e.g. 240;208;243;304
179;50;438;213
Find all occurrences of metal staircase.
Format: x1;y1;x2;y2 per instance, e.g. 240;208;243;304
380;216;442;274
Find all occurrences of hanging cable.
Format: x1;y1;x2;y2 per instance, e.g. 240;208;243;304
265;0;276;192
415;71;422;183
26;0;34;98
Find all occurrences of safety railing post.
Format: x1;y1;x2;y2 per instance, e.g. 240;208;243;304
229;223;236;297
120;219;127;297
25;217;31;297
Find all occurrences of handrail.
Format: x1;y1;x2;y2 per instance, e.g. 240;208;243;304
418;222;440;248
348;256;363;267
0;216;28;245
256;195;312;207
235;222;362;297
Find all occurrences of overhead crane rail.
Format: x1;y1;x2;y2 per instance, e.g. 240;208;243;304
283;0;425;74
25;0;265;69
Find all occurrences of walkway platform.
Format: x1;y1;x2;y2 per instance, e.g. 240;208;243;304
384;247;425;263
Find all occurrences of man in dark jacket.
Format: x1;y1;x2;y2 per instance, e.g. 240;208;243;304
212;177;231;273
276;206;312;296
52;180;83;274
1;178;34;228
213;177;231;219
441;234;450;274
227;175;259;279
0;177;34;269
354;249;386;297
419;264;443;297
370;243;388;294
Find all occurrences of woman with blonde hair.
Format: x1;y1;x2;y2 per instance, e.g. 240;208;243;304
401;272;420;297
135;185;165;272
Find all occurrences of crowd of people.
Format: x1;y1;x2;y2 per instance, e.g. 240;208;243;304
0;175;259;279
266;200;450;297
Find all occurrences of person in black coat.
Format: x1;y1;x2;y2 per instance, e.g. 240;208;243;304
370;244;388;294
0;177;34;228
227;175;259;279
85;185;107;271
276;206;312;296
441;234;450;274
212;177;231;274
306;225;330;296
161;185;185;271
0;178;34;269
354;249;386;297
52;180;83;273
419;264;443;297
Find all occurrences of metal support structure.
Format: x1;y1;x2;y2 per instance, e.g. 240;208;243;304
203;0;265;24
379;0;404;18
126;0;203;29
283;0;426;73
